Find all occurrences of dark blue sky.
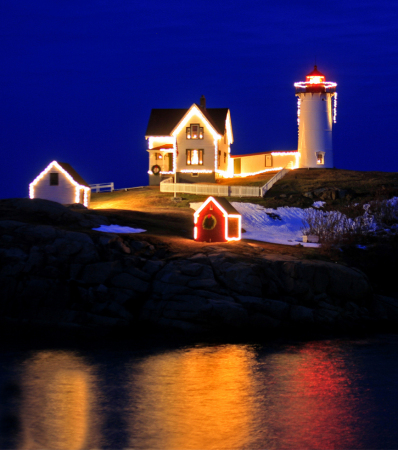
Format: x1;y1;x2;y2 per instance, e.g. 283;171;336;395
1;0;397;198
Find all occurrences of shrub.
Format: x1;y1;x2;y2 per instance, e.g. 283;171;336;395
301;208;374;246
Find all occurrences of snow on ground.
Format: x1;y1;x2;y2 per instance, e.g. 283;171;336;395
313;201;326;208
190;202;319;247
92;225;146;233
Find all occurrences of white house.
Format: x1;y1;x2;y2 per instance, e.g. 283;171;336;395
145;96;233;185
145;67;337;185
29;161;91;207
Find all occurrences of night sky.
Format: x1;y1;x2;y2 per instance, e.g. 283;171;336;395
1;0;397;199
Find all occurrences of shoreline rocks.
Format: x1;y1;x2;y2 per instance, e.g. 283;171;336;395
1;199;398;339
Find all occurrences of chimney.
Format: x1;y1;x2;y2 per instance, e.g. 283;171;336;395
200;95;206;110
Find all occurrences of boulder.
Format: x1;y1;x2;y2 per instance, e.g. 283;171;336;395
111;272;150;294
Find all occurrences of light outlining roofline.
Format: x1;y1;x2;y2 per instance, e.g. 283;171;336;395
147;136;175;149
294;81;337;89
29;161;90;207
225;110;233;144
193;196;241;242
171;104;221;140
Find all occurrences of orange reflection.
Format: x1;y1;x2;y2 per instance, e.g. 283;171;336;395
19;351;100;450
264;341;360;449
129;345;257;449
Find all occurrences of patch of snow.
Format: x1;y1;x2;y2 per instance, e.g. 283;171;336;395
190;202;202;211
356;245;367;250
231;202;320;247
313;201;326;208
191;201;319;247
93;224;146;233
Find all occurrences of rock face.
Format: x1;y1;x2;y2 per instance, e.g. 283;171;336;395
0;201;397;337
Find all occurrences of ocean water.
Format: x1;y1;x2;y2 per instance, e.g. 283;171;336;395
1;336;398;449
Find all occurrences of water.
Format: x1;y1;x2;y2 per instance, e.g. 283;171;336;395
1;336;398;449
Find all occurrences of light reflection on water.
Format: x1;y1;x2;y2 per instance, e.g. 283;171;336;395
1;338;398;449
17;351;100;450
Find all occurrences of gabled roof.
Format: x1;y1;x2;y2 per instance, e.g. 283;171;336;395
146;106;229;137
57;162;90;187
195;196;240;217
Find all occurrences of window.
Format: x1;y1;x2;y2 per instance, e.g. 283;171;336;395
224;152;227;163
186;149;204;165
218;150;221;167
186;124;203;139
316;152;325;165
50;173;59;186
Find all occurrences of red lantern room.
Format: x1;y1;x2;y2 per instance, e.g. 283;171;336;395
305;65;326;84
193;196;241;242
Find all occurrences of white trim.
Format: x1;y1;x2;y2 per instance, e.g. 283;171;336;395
29;161;90;207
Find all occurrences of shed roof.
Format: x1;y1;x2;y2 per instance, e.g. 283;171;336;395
57;162;90;187
146;106;229;136
195;196;240;216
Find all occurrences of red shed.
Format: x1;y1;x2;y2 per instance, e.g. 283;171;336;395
194;196;241;242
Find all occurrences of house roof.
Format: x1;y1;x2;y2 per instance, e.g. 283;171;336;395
146;106;229;137
57;162;90;187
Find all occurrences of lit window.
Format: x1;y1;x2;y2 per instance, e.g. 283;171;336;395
186;124;203;140
186;149;204;165
316;152;325;165
50;173;59;186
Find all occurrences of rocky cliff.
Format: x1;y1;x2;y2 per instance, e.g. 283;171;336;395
1;198;397;338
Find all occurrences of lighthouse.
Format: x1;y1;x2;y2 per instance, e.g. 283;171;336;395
294;66;337;168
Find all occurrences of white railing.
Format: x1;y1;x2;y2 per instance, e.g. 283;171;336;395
261;168;290;196
160;178;261;197
160;178;229;196
90;182;114;193
230;185;261;197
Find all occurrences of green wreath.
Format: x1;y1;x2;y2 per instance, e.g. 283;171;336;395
202;214;217;230
151;164;161;176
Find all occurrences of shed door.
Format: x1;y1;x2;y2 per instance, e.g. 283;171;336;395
265;154;272;167
234;158;241;174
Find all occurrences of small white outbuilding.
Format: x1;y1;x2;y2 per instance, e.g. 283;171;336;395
29;161;91;207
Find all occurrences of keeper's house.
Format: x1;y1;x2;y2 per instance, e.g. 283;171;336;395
145;96;233;186
194;196;241;242
29;161;91;207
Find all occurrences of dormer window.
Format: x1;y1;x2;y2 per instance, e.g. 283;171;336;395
316;152;325;165
186;124;203;140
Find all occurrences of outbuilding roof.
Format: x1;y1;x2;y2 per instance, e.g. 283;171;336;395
57;162;90;187
211;196;240;215
146;106;229;136
196;196;240;216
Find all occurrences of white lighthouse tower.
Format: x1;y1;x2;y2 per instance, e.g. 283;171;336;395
295;66;337;168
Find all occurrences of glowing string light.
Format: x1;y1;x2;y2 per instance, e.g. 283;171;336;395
193;196;241;242
333;92;338;123
29;161;91;207
181;169;213;174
